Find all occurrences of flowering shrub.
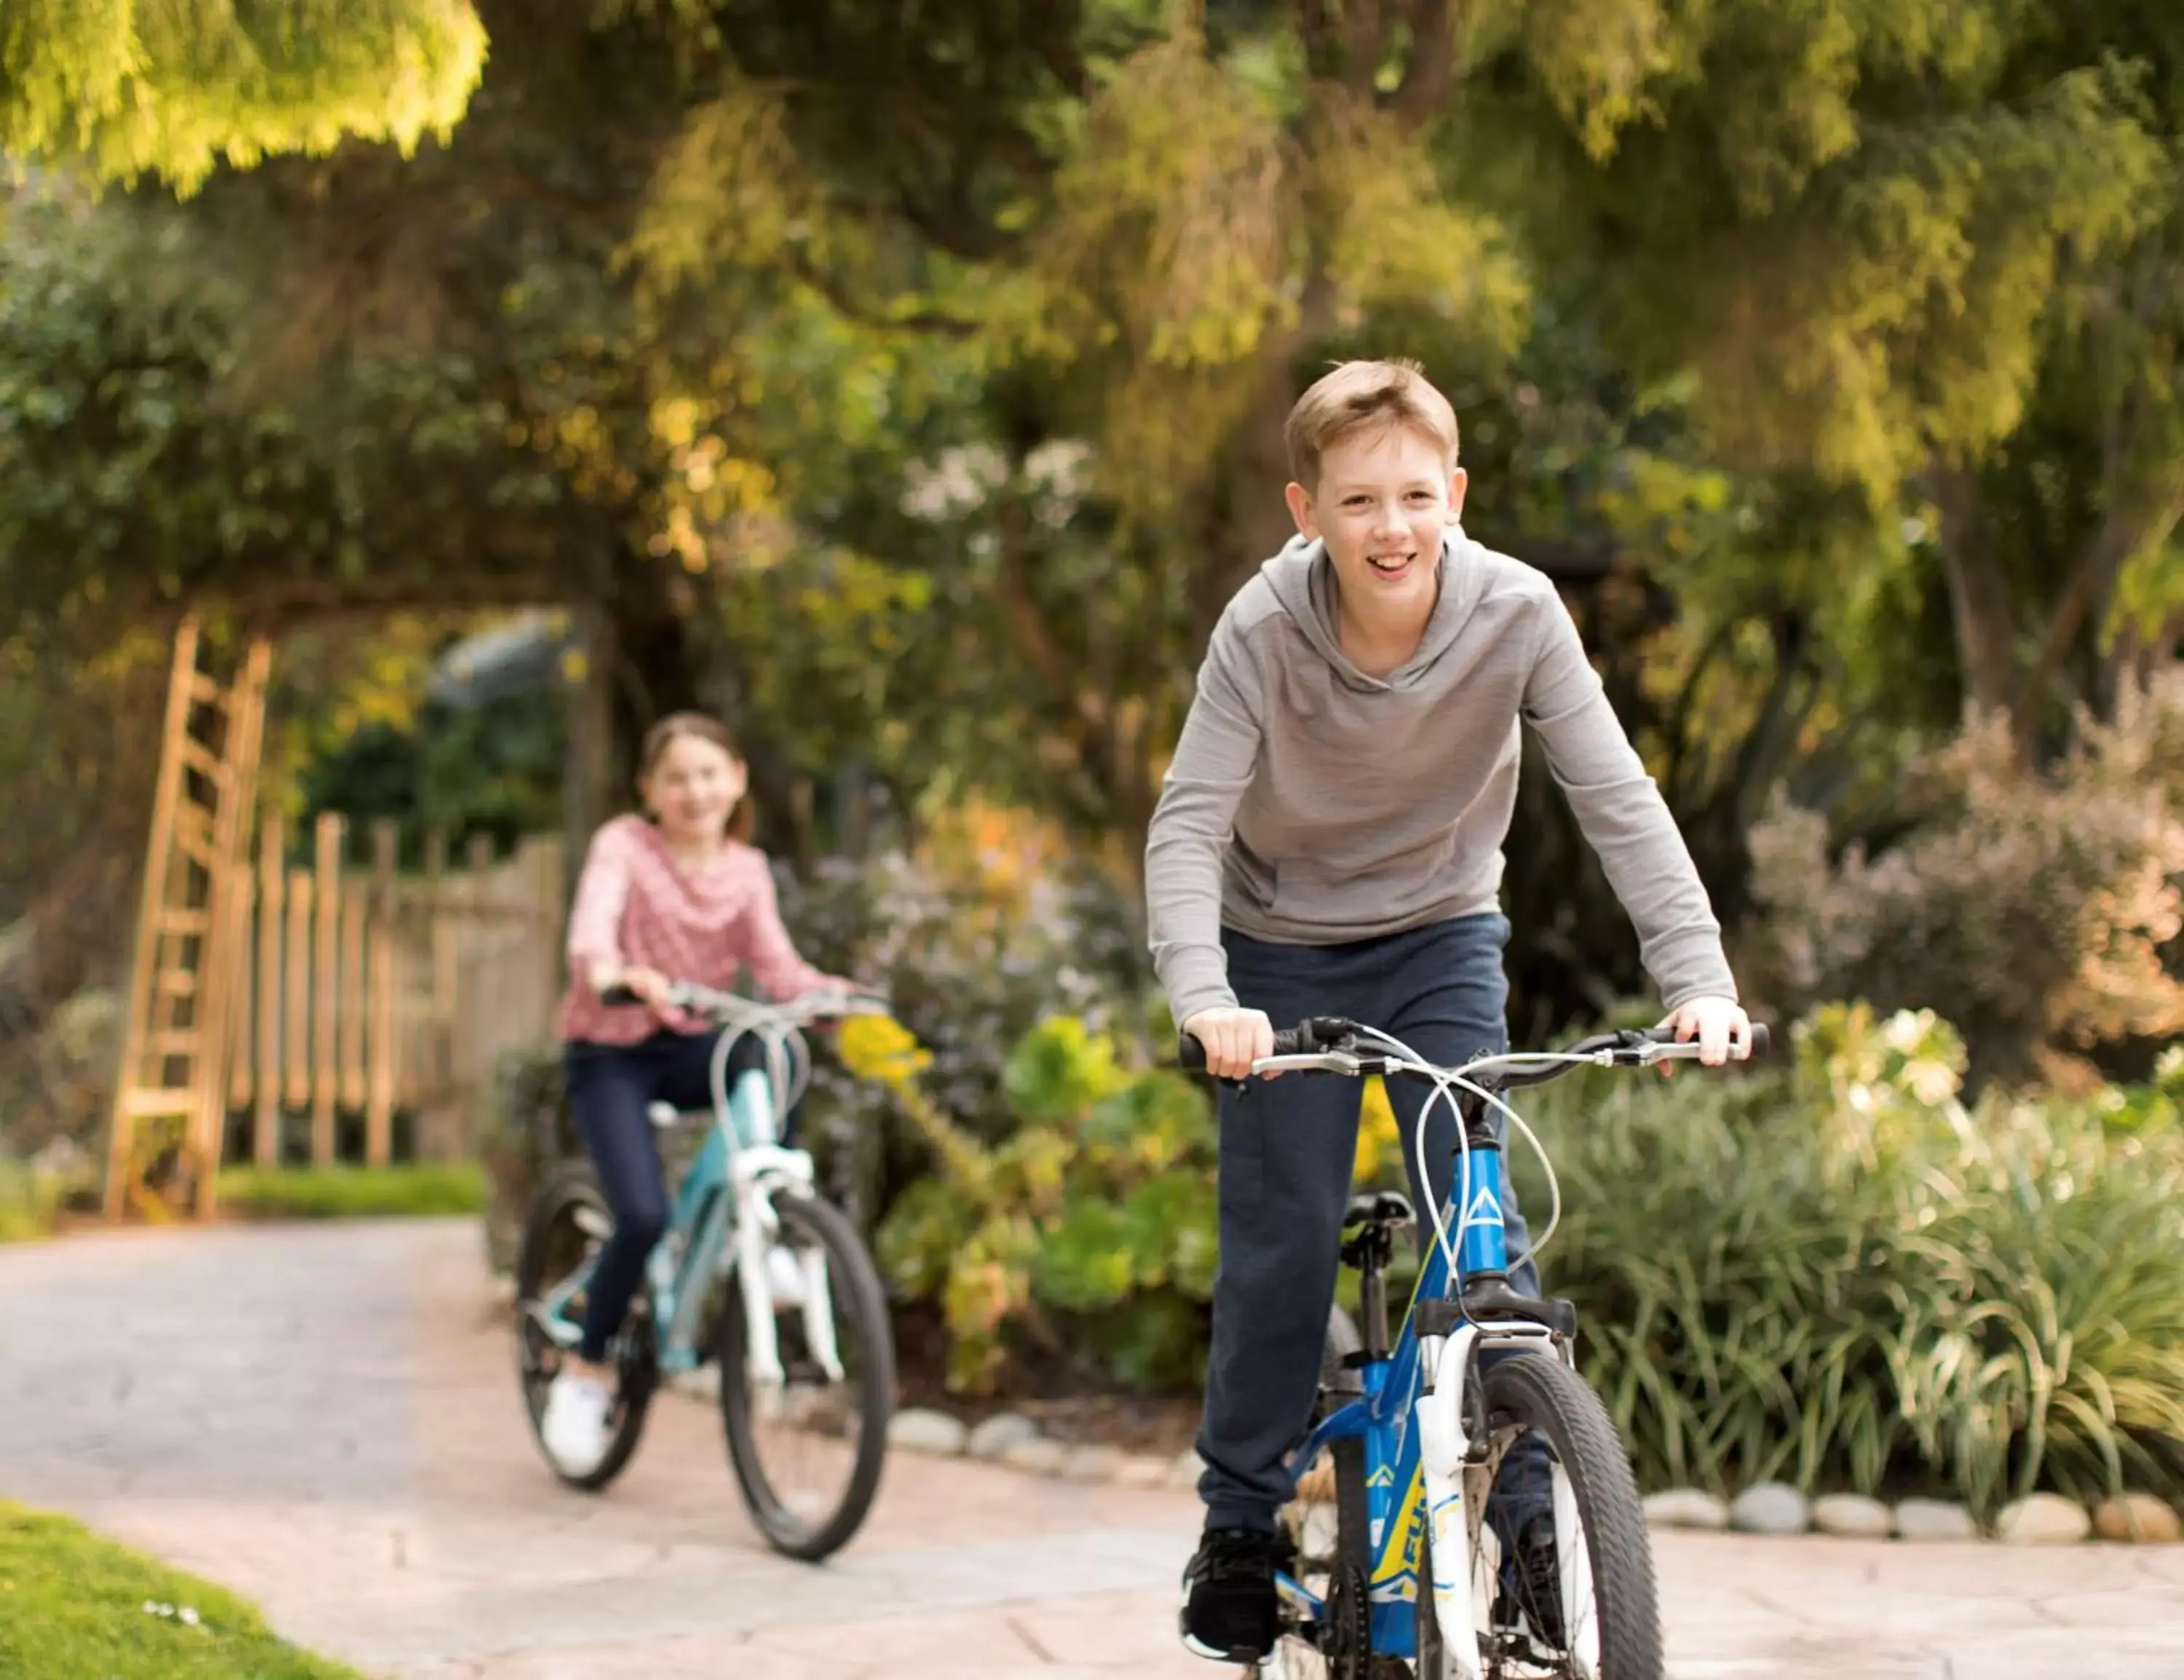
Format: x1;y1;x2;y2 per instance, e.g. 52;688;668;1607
1749;675;2184;1087
844;1012;1216;1395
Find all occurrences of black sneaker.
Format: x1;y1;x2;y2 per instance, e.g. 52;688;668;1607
1179;1526;1292;1663
1495;1513;1567;1650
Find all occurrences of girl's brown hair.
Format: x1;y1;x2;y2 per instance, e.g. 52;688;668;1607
637;710;755;842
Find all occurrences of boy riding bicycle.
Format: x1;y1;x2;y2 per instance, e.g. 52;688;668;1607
1147;359;1752;1664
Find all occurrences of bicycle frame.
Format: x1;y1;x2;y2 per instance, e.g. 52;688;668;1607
1192;1018;1759;1678
530;1016;843;1387
1276;1150;1553;1676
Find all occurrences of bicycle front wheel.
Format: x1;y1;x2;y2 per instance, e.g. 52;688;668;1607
715;1192;895;1561
1449;1350;1661;1680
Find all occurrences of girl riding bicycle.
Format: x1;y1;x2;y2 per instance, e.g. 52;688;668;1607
540;710;851;1475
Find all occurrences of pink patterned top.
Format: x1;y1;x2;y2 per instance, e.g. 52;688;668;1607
556;815;836;1045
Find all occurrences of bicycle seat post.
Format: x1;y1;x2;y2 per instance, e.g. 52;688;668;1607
1340;1191;1412;1360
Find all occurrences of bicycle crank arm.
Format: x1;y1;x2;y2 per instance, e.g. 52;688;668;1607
1417;1326;1486;1680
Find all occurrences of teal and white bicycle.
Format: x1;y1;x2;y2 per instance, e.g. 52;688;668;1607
514;981;896;1560
1185;1015;1766;1679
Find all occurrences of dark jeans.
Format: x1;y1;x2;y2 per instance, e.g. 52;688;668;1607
563;1028;786;1363
1197;914;1552;1538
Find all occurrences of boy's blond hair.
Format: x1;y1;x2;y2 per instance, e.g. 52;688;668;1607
1284;359;1460;490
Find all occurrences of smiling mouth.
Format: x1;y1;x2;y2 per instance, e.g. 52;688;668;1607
1367;552;1416;576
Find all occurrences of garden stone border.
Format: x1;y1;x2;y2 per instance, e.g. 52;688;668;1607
665;1384;2183;1545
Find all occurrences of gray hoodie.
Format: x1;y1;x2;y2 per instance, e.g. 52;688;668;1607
1145;528;1736;1028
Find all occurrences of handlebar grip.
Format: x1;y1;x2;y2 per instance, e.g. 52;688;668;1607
1641;1021;1772;1057
1178;1027;1304;1071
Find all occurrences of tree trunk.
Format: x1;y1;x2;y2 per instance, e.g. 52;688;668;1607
1923;466;2019;720
560;598;618;900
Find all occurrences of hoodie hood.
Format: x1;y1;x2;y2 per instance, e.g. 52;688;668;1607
1258;524;1493;691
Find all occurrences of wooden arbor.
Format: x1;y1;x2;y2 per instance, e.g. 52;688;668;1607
103;615;274;1219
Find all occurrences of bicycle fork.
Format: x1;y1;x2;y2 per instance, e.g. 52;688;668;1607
1412;1103;1555;1680
1416;1324;1485;1680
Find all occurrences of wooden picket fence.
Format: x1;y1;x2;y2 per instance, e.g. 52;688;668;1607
215;815;566;1168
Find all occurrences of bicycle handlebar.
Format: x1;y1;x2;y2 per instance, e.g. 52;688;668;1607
1178;1018;1770;1084
600;979;890;1021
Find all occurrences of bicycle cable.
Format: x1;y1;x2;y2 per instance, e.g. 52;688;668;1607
1344;1023;1583;1289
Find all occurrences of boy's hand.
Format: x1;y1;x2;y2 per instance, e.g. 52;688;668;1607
1182;1007;1275;1079
1660;995;1752;1067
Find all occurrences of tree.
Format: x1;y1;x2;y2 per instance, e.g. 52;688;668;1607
1449;0;2184;750
1;0;484;190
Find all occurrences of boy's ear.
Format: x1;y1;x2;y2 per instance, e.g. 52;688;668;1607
1447;467;1469;523
1284;480;1318;538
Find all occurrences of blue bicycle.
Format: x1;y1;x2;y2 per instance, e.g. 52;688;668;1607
1185;1016;1766;1679
514;982;896;1560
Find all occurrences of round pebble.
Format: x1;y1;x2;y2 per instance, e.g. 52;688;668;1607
1062;1444;1125;1482
1642;1489;1729;1531
999;1437;1069;1475
1812;1493;1894;1539
887;1407;969;1457
965;1411;1042;1461
1892;1499;1979;1542
1995;1493;2092;1545
2092;1494;2180;1545
1728;1482;1811;1536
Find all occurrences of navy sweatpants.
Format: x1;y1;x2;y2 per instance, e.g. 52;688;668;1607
563;1028;785;1363
1195;914;1552;1536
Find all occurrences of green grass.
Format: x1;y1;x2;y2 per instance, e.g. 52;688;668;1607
0;1503;365;1679
215;1162;487;1220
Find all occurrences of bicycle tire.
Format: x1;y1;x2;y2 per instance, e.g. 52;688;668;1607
513;1159;657;1493
716;1192;895;1561
1273;1307;1372;1678
1475;1350;1661;1680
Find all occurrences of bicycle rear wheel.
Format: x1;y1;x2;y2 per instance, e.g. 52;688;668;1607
1449;1350;1661;1680
715;1191;894;1561
1272;1305;1372;1679
513;1160;657;1491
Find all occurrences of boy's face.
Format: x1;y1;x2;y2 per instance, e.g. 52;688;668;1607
1284;424;1466;620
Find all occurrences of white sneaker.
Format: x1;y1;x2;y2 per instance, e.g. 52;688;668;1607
539;1368;613;1474
765;1244;807;1307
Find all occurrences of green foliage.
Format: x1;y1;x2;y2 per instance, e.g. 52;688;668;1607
0;1502;365;1679
1;0;485;191
0;1158;75;1243
1511;1002;2184;1513
214;1162;486;1220
293;687;569;868
869;1015;1217;1395
775;844;1148;1197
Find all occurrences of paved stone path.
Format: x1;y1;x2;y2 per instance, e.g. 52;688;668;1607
1;1220;2180;1678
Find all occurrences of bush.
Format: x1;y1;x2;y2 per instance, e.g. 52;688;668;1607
849;1013;1217;1395
0;1139;97;1243
1749;675;2184;1089
477;1050;576;1275
775;835;1151;1229
1511;1004;2184;1514
214;1162;487;1220
0;1160;63;1243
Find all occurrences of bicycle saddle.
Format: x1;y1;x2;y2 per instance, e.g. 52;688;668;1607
1342;1189;1415;1232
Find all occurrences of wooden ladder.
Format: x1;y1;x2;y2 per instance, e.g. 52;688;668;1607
103;615;274;1220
